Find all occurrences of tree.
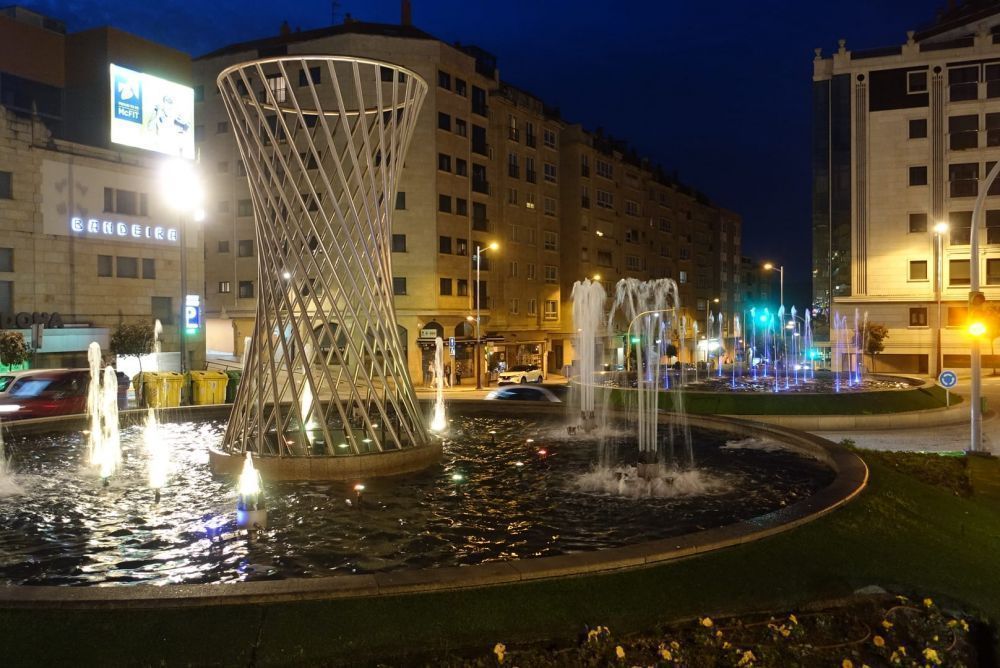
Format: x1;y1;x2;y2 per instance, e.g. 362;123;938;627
109;323;155;402
864;324;889;373
0;331;30;369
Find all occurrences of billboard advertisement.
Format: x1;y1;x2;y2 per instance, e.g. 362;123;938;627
109;63;195;159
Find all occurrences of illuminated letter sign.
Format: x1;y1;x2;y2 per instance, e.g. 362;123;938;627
184;294;201;332
69;217;178;244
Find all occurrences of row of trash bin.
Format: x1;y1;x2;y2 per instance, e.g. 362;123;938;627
132;370;242;408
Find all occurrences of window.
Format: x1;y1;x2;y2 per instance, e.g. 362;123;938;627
438;70;451;90
238;199;252;216
116;256;138;278
238;281;254;298
659;217;671;232
473;202;488;230
457;198;468;216
988;113;1000;146
457;279;469;296
509;298;519;314
597;250;613;267
439;278;452;295
543;196;556;216
581;186;590;208
0;171;13;199
508;114;519;141
298;66;321;86
528;299;537;315
909;307;928;326
543;128;556;148
438;153;452;172
266;74;286;102
396;191;406;210
0;248;11;273
948;306;968;327
526;263;536;280
439;236;452;254
988;259;1000;285
909;118;927;139
679;270;688;284
456;238;468;256
596;189;614;209
97;255;112;277
525;122;536;147
543;162;557;182
456;158;468;176
581;155;590;177
988;210;1000;244
544;300;558;320
543;231;558;251
949;115;978;150
949;259;971;286
438;112;451;131
472;125;487;154
218;240;230;253
950;211;972;245
544;265;557;283
525;192;535;209
626;254;641;270
455;118;467;137
472;85;487;116
907;70;928;93
949;163;978;197
391;234;407;253
238;239;254;257
596;159;613;179
455;78;467;96
525;156;536;183
909;165;928;186
219;281;231;294
507;188;518;205
151;296;173;324
908;213;928;233
949;65;979;102
507;152;519;178
142;258;155;279
625;200;640;216
908;260;928;281
509;261;518;277
438;194;452;213
988;63;1000;98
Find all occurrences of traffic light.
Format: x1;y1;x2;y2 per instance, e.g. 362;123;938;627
968;291;987;337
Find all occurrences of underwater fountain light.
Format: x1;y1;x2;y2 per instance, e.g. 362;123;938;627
537;448;548;457
236;452;267;530
514;461;524;468
450;473;463;482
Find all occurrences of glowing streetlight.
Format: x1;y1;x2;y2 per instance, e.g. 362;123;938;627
763;262;784;309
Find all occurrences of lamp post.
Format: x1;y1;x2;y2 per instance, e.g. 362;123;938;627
763;262;784;311
933;221;949;376
474;242;498;390
968;160;1000;452
161;158;204;377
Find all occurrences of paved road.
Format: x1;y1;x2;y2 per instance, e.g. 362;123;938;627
813;373;1000;455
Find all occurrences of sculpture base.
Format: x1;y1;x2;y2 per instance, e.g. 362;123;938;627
209;441;443;481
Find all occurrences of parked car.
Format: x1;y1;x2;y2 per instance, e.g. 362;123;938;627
485;385;561;402
0;369;91;420
497;364;544;385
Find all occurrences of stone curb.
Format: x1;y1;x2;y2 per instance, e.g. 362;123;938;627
0;403;866;610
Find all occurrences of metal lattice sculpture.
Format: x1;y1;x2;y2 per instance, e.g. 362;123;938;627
216;56;428;459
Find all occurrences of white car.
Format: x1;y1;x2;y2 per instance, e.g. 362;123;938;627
497;364;544;385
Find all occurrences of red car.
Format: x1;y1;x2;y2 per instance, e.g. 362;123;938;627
0;369;91;420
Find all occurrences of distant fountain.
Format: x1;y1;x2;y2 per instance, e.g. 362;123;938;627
86;342;121;482
571;278;606;424
153;319;163;354
0;417;22;496
430;337;447;433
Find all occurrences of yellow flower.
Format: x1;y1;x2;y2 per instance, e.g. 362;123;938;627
923;597;934;608
889;651;900;664
737;650;756;666
881;619;893;630
842;660;854;668
493;642;506;664
587;629;599;643
723;642;732;650
961;619;970;632
873;635;886;648
615;645;625;660
715;629;723;638
788;614;798;625
780;627;791;638
700;617;714;628
670;641;680;650
923;647;941;665
658;644;672;661
897;646;907;656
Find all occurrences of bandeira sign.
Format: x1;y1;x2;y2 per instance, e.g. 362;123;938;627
109;64;195;159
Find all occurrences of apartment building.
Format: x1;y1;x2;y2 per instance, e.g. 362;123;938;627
194;11;742;381
813;2;1000;373
0;7;202;369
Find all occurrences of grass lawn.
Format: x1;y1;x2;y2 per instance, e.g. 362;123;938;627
1;450;998;666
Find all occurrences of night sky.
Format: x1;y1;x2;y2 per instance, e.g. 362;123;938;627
23;0;950;309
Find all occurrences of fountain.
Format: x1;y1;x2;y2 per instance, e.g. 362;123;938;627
570;278;606;427
86;342;121;482
0;417;22;496
145;407;169;501
430;337;447;432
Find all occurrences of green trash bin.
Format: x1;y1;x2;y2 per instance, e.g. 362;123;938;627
189;370;228;405
225;370;242;403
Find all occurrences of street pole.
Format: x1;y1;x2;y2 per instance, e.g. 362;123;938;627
779;266;784;311
475;245;482;390
179;213;188;376
933;223;947;376
969;159;1000;452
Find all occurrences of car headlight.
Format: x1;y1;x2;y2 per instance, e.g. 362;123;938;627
0;404;21;413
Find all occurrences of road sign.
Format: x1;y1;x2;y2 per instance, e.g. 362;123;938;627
938;370;958;389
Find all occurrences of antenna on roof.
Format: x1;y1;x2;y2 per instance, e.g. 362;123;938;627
330;0;340;25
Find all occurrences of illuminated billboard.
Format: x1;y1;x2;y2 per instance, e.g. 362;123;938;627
109;64;195;159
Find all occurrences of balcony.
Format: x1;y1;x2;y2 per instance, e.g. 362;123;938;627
526;133;536;148
526;169;537;183
472;178;491;195
472;216;490;232
581;165;590;177
508;127;520;142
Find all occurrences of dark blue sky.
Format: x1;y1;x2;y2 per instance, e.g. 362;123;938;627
26;0;948;308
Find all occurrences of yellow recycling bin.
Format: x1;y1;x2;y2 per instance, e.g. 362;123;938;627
189;370;229;405
133;371;184;408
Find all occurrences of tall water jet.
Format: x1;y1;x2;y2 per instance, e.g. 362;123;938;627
145;408;169;501
430;337;447;433
153;319;163;354
86;342;121;482
571;278;606;423
235;452;266;529
0;417;22;496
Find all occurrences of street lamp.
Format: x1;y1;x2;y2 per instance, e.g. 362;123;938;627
763;262;784;310
160;158;204;376
933;221;949;376
474;241;499;389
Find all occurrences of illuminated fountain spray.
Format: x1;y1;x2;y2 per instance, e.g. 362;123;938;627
571;278;606;426
731;314;742;388
235;452;266;529
153;319;163;354
0;417;22;496
86;342;121;483
430;337;447;433
145;408;169;502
